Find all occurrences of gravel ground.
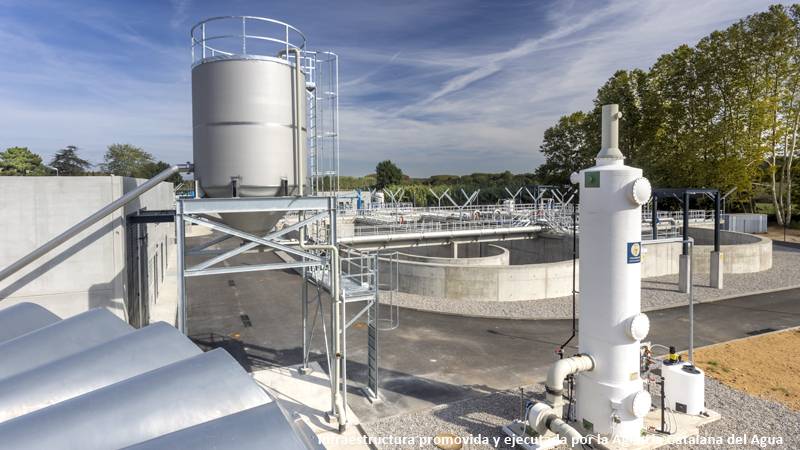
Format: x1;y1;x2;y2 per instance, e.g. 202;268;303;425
379;245;800;318
361;378;800;450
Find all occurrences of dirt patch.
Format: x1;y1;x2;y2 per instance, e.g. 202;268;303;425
687;328;800;411
765;225;800;244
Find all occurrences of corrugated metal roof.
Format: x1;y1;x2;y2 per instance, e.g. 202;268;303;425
0;304;325;450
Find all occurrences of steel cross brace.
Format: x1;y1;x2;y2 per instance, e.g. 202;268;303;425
183;212;327;273
428;188;450;209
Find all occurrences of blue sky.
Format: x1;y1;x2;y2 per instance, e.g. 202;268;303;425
0;0;779;177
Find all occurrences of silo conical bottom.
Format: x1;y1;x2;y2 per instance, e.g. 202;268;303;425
219;211;286;238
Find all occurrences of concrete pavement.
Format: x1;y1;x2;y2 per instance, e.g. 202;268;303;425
184;231;800;424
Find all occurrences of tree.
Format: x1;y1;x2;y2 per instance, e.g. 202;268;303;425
134;160;184;185
375;160;403;189
0;147;48;176
50;145;93;176
536;111;594;185
99;143;153;177
535;4;800;217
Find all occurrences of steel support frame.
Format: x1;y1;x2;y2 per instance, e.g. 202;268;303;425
175;196;336;336
176;195;346;426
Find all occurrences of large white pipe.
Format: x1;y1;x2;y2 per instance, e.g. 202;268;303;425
337;225;543;246
528;403;585;450
544;354;595;417
576;104;651;437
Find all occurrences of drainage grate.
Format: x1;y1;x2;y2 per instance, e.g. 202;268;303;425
228;280;235;287
241;315;252;327
746;328;776;336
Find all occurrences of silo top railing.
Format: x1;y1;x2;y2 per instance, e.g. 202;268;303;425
191;16;306;67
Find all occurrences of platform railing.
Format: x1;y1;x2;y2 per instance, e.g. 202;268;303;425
191;16;306;65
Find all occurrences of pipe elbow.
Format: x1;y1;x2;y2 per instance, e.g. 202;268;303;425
546;354;595;391
175;163;194;173
545;354;595;408
528;403;584;450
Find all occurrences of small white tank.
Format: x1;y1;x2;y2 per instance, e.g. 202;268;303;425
662;362;705;415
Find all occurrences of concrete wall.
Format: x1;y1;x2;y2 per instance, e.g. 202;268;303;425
492;234;577;264
0;177;174;321
371;228;770;302
122;178;176;319
378;252;577;302
397;244;509;266
642;228;771;277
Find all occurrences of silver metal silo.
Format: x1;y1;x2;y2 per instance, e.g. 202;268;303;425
191;17;308;236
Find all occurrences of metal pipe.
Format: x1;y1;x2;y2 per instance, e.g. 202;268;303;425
682;192;690;255
559;212;577;354
652;196;658;240
176;205;187;335
714;192;721;252
338;225;543;246
0;164;192;284
278;48;304;196
301;212;310;372
297;200;346;432
689;240;694;362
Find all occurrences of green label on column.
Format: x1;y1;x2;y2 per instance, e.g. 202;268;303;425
585;171;600;188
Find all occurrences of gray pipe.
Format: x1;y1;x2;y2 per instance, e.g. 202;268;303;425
0;302;61;345
297;213;347;432
278;48;304;196
0;308;134;380
120;402;325;450
0;322;201;422
0;164;193;284
338;225;543;246
0;349;270;450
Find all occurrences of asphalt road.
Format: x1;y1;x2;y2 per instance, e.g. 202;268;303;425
185;231;800;423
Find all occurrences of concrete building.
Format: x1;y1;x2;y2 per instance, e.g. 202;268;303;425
0;177;175;325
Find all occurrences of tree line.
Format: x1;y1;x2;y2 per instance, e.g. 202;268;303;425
0;144;183;184
536;4;800;225
331;160;548;207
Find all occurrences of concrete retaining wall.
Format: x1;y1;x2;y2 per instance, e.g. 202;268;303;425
397;244;509;266
0;177;174;321
378;248;577;302
372;228;770;302
492;234;577;264
642;228;771;277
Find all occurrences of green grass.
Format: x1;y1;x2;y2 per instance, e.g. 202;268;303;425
771;387;791;396
702;360;731;373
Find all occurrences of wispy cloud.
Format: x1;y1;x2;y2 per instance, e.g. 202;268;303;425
0;0;780;177
170;0;192;30
341;51;402;87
